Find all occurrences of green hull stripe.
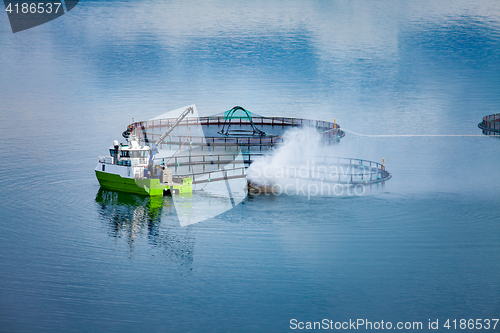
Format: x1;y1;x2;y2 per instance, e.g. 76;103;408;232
95;170;192;196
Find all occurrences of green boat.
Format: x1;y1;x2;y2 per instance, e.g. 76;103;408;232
95;107;194;196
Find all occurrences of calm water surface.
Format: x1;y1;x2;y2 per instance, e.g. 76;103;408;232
1;1;499;332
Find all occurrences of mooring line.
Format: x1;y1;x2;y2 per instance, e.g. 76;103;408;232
341;128;487;138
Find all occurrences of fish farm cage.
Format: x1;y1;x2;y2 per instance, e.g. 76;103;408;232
157;153;392;186
124;106;345;153
122;106;391;187
478;113;500;135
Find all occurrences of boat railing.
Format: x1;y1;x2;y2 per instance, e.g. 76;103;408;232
131;158;148;166
98;156;148;166
98;156;113;164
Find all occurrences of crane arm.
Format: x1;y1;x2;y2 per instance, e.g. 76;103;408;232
149;106;194;166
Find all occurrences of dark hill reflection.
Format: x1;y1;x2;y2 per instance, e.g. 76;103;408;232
95;189;194;267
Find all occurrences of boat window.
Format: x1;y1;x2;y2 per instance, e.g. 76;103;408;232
127;151;149;158
109;149;115;157
120;151;130;158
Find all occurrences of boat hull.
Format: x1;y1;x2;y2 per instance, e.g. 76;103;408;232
95;170;192;196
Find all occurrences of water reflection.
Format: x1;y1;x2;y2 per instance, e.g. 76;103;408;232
95;189;194;267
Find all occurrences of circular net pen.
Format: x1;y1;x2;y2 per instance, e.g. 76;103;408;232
162;153;392;187
478;113;500;136
124;106;345;154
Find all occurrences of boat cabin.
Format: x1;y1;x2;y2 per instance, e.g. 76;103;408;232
108;137;150;166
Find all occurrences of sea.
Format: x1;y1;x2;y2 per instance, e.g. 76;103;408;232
0;1;499;332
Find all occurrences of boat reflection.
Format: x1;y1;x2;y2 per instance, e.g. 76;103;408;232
95;189;194;267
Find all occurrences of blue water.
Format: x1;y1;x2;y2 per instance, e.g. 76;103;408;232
1;1;500;332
